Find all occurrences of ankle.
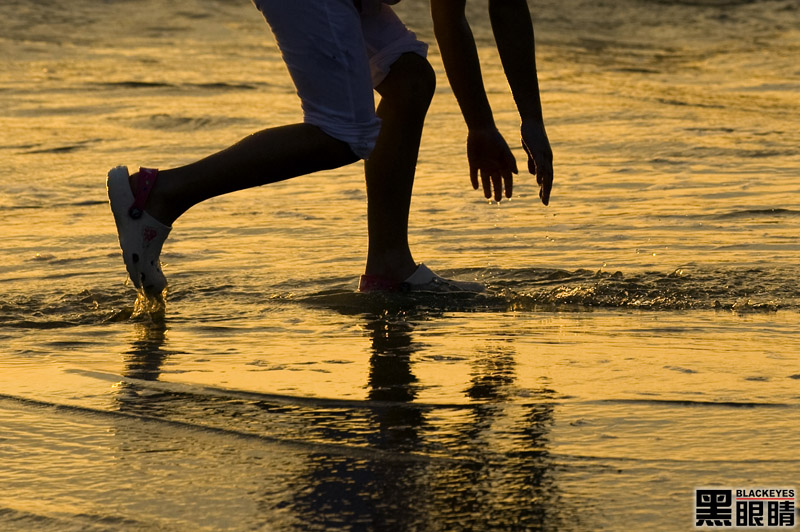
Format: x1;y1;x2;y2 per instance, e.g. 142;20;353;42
129;170;178;226
365;248;417;281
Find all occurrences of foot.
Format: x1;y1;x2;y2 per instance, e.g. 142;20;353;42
364;249;418;285
359;263;485;293
126;169;179;226
107;166;172;295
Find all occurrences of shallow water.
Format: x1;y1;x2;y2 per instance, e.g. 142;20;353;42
1;0;799;530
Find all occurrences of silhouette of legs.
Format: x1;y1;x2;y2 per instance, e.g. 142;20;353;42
365;53;436;282
128;124;358;226
116;1;437;287
123;52;434;285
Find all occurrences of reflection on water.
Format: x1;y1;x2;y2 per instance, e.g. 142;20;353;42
367;318;419;403
2;303;798;530
1;0;799;529
109;314;570;530
122;322;170;381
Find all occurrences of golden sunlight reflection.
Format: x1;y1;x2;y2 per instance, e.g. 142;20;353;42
2;0;799;529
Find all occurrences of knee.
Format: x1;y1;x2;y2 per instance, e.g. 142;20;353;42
403;54;436;105
379;53;436;107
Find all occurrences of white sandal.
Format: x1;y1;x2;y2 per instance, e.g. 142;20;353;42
107;166;171;295
359;263;485;293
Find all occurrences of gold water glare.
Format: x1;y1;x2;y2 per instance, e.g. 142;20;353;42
1;0;799;530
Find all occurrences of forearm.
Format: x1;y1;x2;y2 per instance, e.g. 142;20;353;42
431;0;495;130
489;0;544;122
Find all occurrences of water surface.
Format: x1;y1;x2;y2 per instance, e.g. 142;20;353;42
1;0;799;530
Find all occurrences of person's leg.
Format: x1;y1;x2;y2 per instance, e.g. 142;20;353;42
109;0;380;294
357;7;484;292
129;124;357;226
364;53;436;282
134;0;381;225
357;5;433;282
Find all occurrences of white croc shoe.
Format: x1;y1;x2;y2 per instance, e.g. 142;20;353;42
107;166;171;295
359;263;485;293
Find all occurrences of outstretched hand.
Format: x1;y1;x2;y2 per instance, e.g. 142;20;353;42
521;120;553;205
467;127;518;202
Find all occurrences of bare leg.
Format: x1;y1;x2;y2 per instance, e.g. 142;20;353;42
132;123;358;226
364;53;436;281
124;53;435;283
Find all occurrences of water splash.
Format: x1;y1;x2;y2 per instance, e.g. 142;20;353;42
300;266;798;315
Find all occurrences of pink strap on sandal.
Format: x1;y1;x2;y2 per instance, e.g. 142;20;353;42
358;274;404;292
128;167;159;219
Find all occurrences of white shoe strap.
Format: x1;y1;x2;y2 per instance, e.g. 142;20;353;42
404;263;438;285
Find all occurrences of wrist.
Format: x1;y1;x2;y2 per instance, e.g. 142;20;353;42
466;121;498;134
521;118;547;133
463;109;496;132
520;110;545;124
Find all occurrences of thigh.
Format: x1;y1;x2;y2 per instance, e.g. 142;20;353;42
254;0;379;155
360;4;429;86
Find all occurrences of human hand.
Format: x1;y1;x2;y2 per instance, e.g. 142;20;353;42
467;127;518;202
521;120;553;205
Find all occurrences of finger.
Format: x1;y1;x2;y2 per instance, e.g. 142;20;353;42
504;168;513;199
537;158;553;206
481;169;492;199
492;173;502;202
470;164;479;190
522;139;536;176
539;170;553;205
504;146;518;176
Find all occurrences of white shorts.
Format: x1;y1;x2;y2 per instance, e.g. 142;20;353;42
253;0;428;159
